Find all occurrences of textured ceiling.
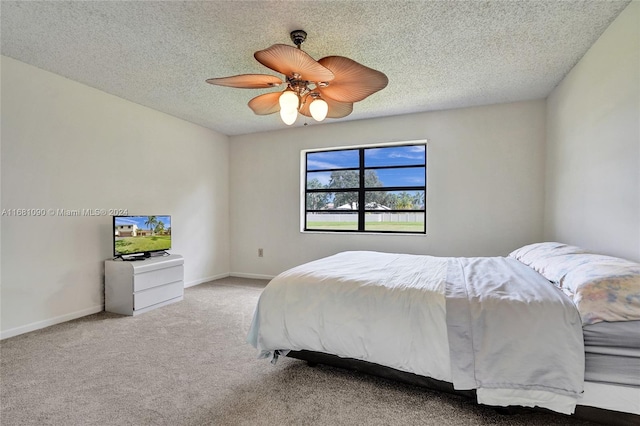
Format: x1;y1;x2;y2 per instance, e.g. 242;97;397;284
0;1;630;136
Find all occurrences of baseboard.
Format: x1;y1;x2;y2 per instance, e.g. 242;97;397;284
0;304;103;340
230;272;276;280
1;273;233;340
184;272;230;288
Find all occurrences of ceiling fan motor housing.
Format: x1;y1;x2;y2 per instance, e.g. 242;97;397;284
290;30;307;47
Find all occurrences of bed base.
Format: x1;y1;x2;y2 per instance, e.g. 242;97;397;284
286;350;638;426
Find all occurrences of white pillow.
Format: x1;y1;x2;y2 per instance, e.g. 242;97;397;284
508;242;587;283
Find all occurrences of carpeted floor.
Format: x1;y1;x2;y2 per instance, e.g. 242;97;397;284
0;277;598;425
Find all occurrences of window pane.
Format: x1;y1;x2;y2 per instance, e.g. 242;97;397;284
306;171;331;189
306;192;358;210
330;191;359;210
364;167;425;188
306;192;331;210
365;190;425;210
365;145;425;167
307;149;359;171
306;211;358;231
307;170;362;191
365;212;425;232
321;170;360;190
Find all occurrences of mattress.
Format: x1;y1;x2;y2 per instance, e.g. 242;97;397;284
583;320;640;386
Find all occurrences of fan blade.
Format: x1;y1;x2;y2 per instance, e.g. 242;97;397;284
206;74;283;89
248;92;282;115
317;56;388;103
299;94;353;119
255;44;334;82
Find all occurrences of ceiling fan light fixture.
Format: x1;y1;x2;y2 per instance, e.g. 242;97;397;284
279;89;299;111
206;30;387;126
280;107;298;125
309;97;329;122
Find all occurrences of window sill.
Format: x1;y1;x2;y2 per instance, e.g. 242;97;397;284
301;230;427;236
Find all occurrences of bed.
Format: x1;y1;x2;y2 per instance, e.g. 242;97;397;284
247;243;640;423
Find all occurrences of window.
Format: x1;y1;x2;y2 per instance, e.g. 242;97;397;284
303;141;426;233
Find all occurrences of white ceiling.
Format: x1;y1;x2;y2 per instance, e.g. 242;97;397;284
1;1;630;136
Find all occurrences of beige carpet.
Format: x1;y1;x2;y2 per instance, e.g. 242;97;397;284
0;277;597;425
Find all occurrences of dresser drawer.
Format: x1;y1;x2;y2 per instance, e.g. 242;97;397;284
133;265;184;292
134;281;183;311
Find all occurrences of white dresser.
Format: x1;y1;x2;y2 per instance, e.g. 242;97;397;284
105;254;184;315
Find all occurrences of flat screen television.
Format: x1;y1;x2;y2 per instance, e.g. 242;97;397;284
113;215;171;258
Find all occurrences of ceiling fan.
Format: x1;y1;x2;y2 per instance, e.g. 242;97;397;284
206;30;388;126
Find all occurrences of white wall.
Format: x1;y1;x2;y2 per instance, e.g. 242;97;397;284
545;2;640;262
229;100;546;277
1;56;230;338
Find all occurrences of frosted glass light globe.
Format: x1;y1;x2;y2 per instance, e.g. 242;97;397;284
309;98;328;121
280;107;298;125
279;90;299;111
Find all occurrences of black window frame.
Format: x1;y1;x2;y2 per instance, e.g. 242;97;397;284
303;142;427;234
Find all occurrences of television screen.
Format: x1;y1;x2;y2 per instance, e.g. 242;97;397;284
113;215;171;257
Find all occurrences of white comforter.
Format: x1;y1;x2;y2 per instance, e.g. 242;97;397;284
247;251;584;414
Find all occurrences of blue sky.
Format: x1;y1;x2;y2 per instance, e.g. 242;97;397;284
115;215;171;230
307;145;425;170
307;145;425;187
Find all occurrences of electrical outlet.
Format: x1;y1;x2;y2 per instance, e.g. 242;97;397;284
258;248;264;257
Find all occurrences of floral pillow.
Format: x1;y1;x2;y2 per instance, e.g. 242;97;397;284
562;256;640;325
509;242;640;325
